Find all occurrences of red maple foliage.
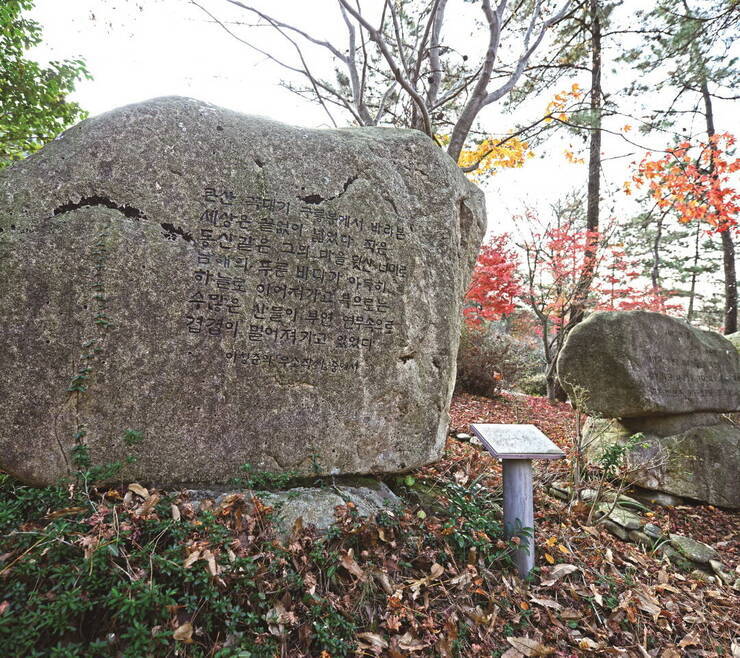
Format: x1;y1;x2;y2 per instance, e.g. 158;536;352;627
596;245;683;314
464;233;522;325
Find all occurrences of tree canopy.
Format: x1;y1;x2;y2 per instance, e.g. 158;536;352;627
0;0;89;168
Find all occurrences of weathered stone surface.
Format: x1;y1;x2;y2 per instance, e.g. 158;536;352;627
658;544;692;570
0;97;486;486
689;569;716;583
642;523;663;540
261;482;400;538
602;520;629;541
557;311;740;417
578;488;648;511
669;534;719;564
596;504;643;530
709;559;734;585
632;489;685;507
628;530;652;549
619;412;725;438
181;481;399;538
583;417;740;509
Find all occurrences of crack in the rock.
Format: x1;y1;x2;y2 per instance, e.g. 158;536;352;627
160;222;194;243
298;175;357;205
51;195;193;243
53;195;148;220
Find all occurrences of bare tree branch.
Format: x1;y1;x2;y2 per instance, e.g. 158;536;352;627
425;0;448;107
337;0;434;137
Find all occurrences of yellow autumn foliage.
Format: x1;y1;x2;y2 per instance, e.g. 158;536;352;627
438;133;535;182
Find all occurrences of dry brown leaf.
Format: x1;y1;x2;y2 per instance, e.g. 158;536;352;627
173;622;193;643
429;562;444;579
265;602;297;636
373;569;394;595
357;632;389;650
128;483;149;498
655;583;680;594
540;563;578;586
577;637;600;650
660;648;682;658
45;506;88;519
139;492;160;515
505;636;555;656
202;549;219;576
635;592;661;620
678;631;700;648
340;549;366;580
397;632;429;652
0;601;9;616
529;597;562;611
183;550;201;569
501;649;525;658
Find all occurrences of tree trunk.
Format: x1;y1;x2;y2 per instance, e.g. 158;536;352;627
546;372;568;403
721;228;738;333
701;78;738;333
544;352;568;402
686;220;701;324
569;0;601;327
651;212;664;290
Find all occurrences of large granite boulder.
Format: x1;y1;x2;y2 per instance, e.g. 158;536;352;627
583;416;740;508
0;97;485;486
557;310;740;418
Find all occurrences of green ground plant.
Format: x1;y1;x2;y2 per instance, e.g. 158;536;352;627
0;457;515;656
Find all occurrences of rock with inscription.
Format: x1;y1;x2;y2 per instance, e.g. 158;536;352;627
0;96;485;486
557;310;740;418
583;416;740;508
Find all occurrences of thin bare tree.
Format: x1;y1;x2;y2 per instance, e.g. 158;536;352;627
191;0;572;167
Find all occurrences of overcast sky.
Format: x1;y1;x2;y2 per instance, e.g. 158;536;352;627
27;0;737;239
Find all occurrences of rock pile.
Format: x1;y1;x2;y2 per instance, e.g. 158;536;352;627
557;311;740;508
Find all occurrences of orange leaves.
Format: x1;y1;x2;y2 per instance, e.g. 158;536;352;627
631;133;740;232
544;83;582;124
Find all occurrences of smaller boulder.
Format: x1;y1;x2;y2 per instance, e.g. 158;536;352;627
596;504;643;530
669;534;719;564
582;417;740;509
557;311;740;417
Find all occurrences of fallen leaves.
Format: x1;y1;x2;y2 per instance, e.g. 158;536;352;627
339;549;366;581
504;636;556;656
127;483;149;498
540;563;578;586
172;622;193;643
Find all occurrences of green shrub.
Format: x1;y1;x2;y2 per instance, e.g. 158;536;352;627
518;372;548;397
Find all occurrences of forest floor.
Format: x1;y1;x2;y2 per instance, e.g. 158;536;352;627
1;392;738;657
440;392;740;656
